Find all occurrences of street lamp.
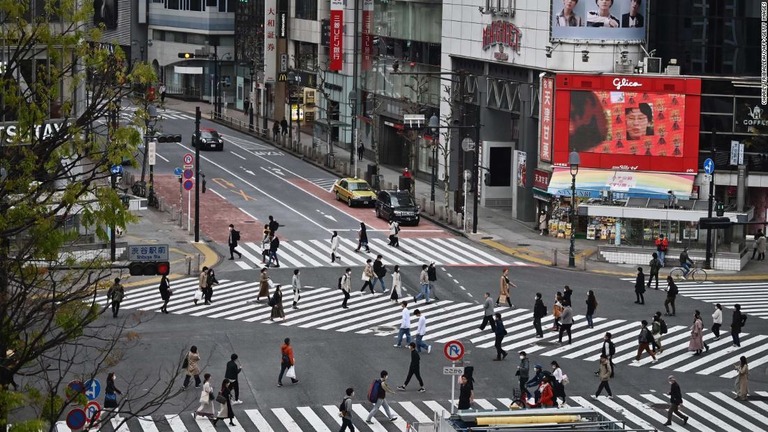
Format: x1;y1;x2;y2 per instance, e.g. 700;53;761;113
427;114;440;202
249;63;255;132
146;105;160;206
287;70;302;146
568;151;580;268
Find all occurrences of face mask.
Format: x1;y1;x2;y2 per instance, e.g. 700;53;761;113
520;356;525;360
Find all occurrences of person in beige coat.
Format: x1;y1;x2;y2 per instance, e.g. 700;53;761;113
195;267;208;305
182;345;202;389
194;373;215;419
496;268;515;308
592;354;613;399
735;356;749;401
257;268;270;302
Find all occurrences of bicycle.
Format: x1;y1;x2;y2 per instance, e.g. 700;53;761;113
669;261;707;283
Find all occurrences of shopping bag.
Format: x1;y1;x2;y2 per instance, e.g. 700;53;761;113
499;294;508;303
194;290;203;301
285;366;296;379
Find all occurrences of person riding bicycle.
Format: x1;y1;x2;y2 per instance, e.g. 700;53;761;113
679;247;694;278
524;365;553;407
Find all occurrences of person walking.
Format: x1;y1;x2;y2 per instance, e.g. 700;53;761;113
496;268;515;308
688;310;708;355
195;267;208;306
330;231;341;263
664;275;678;316
204;267;218;304
413;309;432;353
563;285;573;305
339;387;355;432
182;345;202;389
600;332;616;377
413;264;431;303
757;233;766;261
261;224;271;263
106;277;125;318
355;222;370;252
212;379;236;426
751;229;765;260
390;265;402;302
648;252;662;289
655;233;669;266
558;300;574;345
257;268;270;303
194;373;215;419
269;285;285;321
457;374;474;410
634;267;646;304
734;356;749;401
340;268;352;309
227;224;242;260
159;83;167;103
267;215;279;235
478;293;497;332
517;351;530;400
104;372;123;419
272;121;280;141
357;142;364;161
591;355;613;399
651;312;665;354
394;301;412;347
493;313;508;361
427;262;439;300
533;293;546;338
585;290;598;328
224;354;243;404
278;338;299;386
539;376;555;408
372;255;388;293
360;259;375;294
663;376;689;426
731;303;747;347
280;117;288;136
291;269;301;309
365;371;398;424
158;274;171;314
551;292;564;331
634;320;657;363
388;219;400;247
397;343;426;392
550;361;567;407
267;234;281;268
711;303;723;340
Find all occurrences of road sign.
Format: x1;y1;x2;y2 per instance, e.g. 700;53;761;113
128;244;170;261
66;380;85;399
461;137;476;152
66;408;87;430
110;165;123;175
183;169;194;180
174;167;183;177
730;140;744;166
184;179;194;191
85;401;102;422
148;139;157;166
84;379;101;401
443;366;465;375
443;340;465;361
703;174;712;182
703;158;715;175
183;153;194;165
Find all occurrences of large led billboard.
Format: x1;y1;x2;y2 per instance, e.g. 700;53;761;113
552;74;702;173
551;0;646;42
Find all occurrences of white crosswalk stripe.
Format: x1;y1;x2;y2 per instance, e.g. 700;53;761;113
620;278;768;319
307;178;338;192
108;278;764;377
233;237;528;269
56;392;767;431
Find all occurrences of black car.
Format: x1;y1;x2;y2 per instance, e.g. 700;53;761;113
192;128;223;151
375;190;420;225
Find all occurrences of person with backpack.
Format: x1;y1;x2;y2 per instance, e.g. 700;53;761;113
648;252;662;290
339;268;352;309
268;215;279;235
688;310;708;355
365;370;398;424
600;332;616;377
533;293;546;338
330;231;341;263
338;387;355;431
291;269;301;309
269;285;285;321
664;275;678;316
651;312;667;354
278;338;298;387
390;265;402;302
634;267;646;305
388;219;400;247
158;274;171;314
267;234;281;268
397;342;426;392
427;262;439;301
106;277;125;318
372;255;388;293
655;233;669;266
228;224;242;260
731;303;747;347
634;320;657;363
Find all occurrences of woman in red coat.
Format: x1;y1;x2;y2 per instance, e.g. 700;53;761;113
539;376;555;408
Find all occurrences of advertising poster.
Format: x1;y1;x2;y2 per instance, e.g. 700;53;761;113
362;0;374;71
539;76;554;162
329;0;344;71
551;0;646;42
264;0;277;83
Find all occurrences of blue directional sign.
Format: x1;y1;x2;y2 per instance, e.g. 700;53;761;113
84;379;101;401
174;167;183;177
703;158;715;175
110;165;123;175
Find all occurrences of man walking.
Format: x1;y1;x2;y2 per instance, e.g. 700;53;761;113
228;224;242;260
267;234;281;268
394;302;412;347
648;252;662;289
591;354;613;399
196;266;208;305
225;354;243;404
634;267;646;304
558;300;573;344
372;255;388;293
414;309;432;354
517;351;530;399
655;233;668;266
413;264;431;303
664;376;689;426
664;275;678;316
268;215;279;235
478;293;497;332
280;117;288;137
339;388;355;432
634;320;657;363
533;293;546;338
731;304;747;347
397;343;425;392
340;268;352;309
365;371;398;424
427;262;439;300
107;277;125;318
493;313;508;361
600;333;616;377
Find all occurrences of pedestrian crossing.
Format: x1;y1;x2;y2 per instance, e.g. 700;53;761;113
229;237;530;270
106;278;762;378
93;107;195;126
55;391;768;431
308;177;339;192
620;278;768;319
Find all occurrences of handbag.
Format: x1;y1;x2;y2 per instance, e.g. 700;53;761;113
105;393;117;402
215;393;227;404
209;391;215;401
285;365;296;379
194;290;203;301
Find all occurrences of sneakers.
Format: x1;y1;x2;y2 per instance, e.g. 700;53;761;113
232;400;243;405
418;388;426;393
366;420;374;424
427;345;433;354
591;395;598;399
393;344;401;348
651;359;658;363
389;417;398;421
397;385;406;391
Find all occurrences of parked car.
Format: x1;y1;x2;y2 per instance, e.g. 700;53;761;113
192;128;223;151
332;177;377;207
375;190;420;225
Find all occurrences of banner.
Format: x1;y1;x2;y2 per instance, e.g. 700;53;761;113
362;0;374;71
264;0;277;83
550;0;646;42
329;0;344;71
539;76;554;162
516;150;527;188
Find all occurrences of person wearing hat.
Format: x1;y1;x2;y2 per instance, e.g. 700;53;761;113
516;351;530;401
664;376;689;426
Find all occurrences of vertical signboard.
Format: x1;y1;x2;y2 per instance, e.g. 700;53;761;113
539;76;554;163
264;0;277;83
329;0;344;71
362;0;374;71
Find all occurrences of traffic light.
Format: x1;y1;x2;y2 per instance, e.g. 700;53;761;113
156;134;182;143
129;261;170;276
178;52;196;59
715;201;725;217
699;217;732;229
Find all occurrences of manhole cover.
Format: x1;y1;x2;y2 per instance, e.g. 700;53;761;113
518;243;530;247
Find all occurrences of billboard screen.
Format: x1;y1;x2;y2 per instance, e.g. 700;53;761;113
551;0;646;42
553;74;702;173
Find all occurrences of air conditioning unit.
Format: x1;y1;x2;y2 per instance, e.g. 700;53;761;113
665;58;681;75
644;57;662;74
615;61;634;74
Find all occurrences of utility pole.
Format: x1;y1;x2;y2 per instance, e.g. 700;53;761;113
350;0;361;167
194;106;201;242
704;130;716;269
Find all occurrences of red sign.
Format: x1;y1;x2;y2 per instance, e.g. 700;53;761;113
443;340;465;361
362;0;374;71
329;0;344;71
482;21;522;53
552;74;702;173
539;76;554;162
533;169;551;190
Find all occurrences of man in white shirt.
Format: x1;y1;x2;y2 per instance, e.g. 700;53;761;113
394;302;412;348
414;309;432;354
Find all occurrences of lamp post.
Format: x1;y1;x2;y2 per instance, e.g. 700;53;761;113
348;90;357;172
249;63;255;132
568;151;580;268
146;105;160;205
427;114;440;202
287;70;302;146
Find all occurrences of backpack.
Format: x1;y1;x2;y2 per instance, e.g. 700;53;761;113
367;379;382;403
268;295;277;307
741;314;748;327
232;230;241;242
659;319;668;334
338;397;349;413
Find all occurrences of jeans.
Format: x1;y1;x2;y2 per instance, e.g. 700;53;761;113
414;284;430;302
396;328;412;346
533;317;543;337
682;262;691;276
415;334;429;352
267;251;280;267
372;276;387;292
658;250;666;266
732;329;741;347
366;398;394;422
586;314;594;328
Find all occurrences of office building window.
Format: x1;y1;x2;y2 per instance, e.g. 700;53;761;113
295;0;317;20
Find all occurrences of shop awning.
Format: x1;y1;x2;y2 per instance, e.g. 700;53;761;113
547;168;694;200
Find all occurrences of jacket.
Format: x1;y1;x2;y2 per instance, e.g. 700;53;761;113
601;340;616;357
655;237;669;252
712;308;722;325
637;327;651;344
635;273;646;293
533;299;547;319
539;383;555;407
107;283;125;302
400;307;411;329
340;397;353;419
732;310;745;331
598;358;612;381
199;272;208;289
427;266;437;282
649;258;662;275
409;349;421;368
269;237;280;252
494;318;507;336
666;281;678;297
586;297;597;315
560;306;574;325
186;351;201;375
281;343;295;365
483;298;495;316
225;360;241;381
363;263;374;280
419;270;429;285
669;381;683;405
517;357;530;379
341;273;351;292
373;259;386;278
331;235;339;251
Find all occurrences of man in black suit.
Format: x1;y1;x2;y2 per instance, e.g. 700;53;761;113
621;0;644;28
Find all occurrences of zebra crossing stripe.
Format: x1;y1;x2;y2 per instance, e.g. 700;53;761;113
699;392;767;430
321;405;344;428
603;396;656;430
628;326;705;367
195;416;218;431
558;320;634;359
138;416;160;432
243;409;274;432
297;406;331;432
271;407;301;431
165;415;187;431
640;393;717;432
673;335;766;373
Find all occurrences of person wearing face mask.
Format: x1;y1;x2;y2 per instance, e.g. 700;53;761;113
340;268;352;309
532;293;546;338
516;351;530;402
104;372;123;420
664;376;689;426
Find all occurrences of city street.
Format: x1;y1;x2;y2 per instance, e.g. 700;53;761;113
79;110;768;431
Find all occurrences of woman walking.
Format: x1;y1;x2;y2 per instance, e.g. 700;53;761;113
158;274;171;314
734;356;749;401
213;379;236;426
558;300;573;344
550;361;567;406
712;303;723;340
104;372;123;419
330;231;340;263
261;224;271;263
664;275;678;316
194;373;215;419
278;338;299;386
688;310;707;355
585;290;598;329
496;268;514;308
390;265;402;302
360;259;374;294
270;285;285;321
182;346;202;390
492;313;508;361
355;222;370;252
204;267;218;304
291;269;301;309
634;267;646;304
257;268;270;303
591;354;613;399
551;292;564;331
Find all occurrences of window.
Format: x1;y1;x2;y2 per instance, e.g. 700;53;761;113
190;0;202;11
295;42;317;70
206;0;217;6
167;0;180;10
295;0;317;20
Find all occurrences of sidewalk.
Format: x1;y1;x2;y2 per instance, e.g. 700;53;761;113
161;97;768;280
